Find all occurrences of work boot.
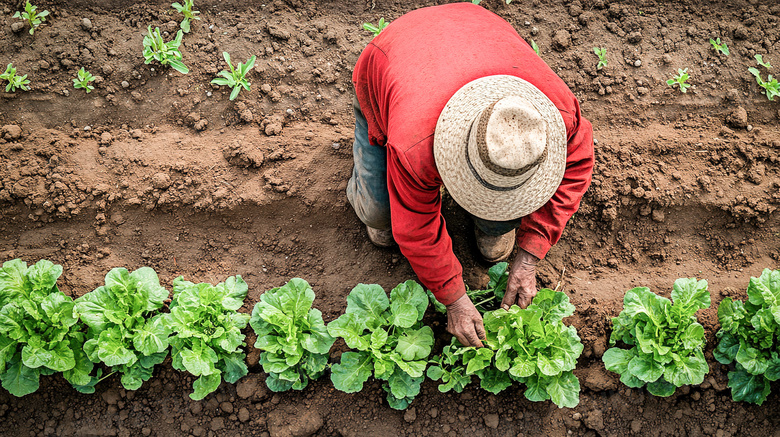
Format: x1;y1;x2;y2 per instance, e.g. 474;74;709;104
367;225;395;248
475;226;515;262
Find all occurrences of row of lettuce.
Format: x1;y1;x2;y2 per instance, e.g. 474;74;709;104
0;259;778;409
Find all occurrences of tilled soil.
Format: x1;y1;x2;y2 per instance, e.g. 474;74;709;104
1;0;779;436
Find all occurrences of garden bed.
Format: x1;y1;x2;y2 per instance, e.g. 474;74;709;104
1;0;779;435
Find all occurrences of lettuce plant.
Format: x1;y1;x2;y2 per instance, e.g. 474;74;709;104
0;259;93;396
72;67;96;93
75;267;170;391
1;63;31;92
163;276;250;400
715;269;780;405
362;18;388;37
594;47;608;70
428;262;509;315
250;278;335;392
748;67;780;101
13;1;49;35
211;52;256;101
709;37;729;56
427;289;583;408
142;26;188;74
328;281;433;410
172;0;200;33
667;68;691;93
603;279;710;397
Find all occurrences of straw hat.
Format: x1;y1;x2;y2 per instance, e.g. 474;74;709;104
434;75;566;221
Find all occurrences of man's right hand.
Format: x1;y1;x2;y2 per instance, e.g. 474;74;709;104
445;294;485;347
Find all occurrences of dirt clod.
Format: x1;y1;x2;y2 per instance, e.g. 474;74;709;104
238;407;250;422
584;409;604;431
552;30;571;51
485;414;499;429
726;106;748;129
404;407;417;423
151;173;171;190
268;408;323;437
236;374;267;401
2;125;22;141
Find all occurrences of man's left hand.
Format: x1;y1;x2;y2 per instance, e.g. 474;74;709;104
500;249;539;309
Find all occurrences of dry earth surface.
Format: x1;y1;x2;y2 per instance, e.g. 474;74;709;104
1;0;780;436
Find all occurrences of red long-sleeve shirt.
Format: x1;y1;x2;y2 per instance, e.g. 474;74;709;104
352;3;594;305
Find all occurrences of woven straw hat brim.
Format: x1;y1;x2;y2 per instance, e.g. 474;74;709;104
434;75;566;221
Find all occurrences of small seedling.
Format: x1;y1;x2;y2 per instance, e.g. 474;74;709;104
172;0;200;33
709;37;729;56
594;47;608;70
142;26;189;74
748;67;780;101
0;63;31;92
211;52;256;101
13;1;49;35
362;18;388;37
755;54;772;69
667;68;691;93
531;39;539;55
73;67;96;93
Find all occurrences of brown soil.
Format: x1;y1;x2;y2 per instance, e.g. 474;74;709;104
1;0;780;436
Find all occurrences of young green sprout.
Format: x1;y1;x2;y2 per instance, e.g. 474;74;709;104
748;67;780;101
142;26;189;74
211;52;256;101
755;54;772;69
172;0;200;33
709;37;729;56
667;68;691;93
0;63;31;92
73;67;96;93
13;1;49;35
593;47;608;70
530;40;540;56
362;18;388;37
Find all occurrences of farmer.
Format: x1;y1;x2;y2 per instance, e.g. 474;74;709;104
347;3;594;347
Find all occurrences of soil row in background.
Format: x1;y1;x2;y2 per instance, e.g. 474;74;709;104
1;0;779;436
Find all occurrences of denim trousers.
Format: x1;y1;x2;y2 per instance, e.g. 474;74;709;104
346;97;523;236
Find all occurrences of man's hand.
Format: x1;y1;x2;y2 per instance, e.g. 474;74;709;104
445;294;485;347
501;249;539;309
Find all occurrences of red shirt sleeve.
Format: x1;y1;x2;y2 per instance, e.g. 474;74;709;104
386;145;466;306
516;111;594;259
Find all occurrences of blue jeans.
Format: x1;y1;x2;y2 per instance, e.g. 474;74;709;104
346;97;522;236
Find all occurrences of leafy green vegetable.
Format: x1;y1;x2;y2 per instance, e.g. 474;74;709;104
748;67;780;101
0;259;90;396
754;54;772;70
250;278;334;392
0;63;31;92
667;68;691;93
211;52;256;101
428;262;509;315
709;37;729;56
142;26;189;74
328;281;432;409
428;289;583;407
603;279;710;396
172;0;200;33
362;18;388;37
72;67;96;93
75;267;170;391
163;275;250;400
13;1;49;35
715;269;780;405
594;47;608;70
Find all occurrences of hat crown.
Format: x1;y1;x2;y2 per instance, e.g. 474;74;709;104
481;96;547;174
